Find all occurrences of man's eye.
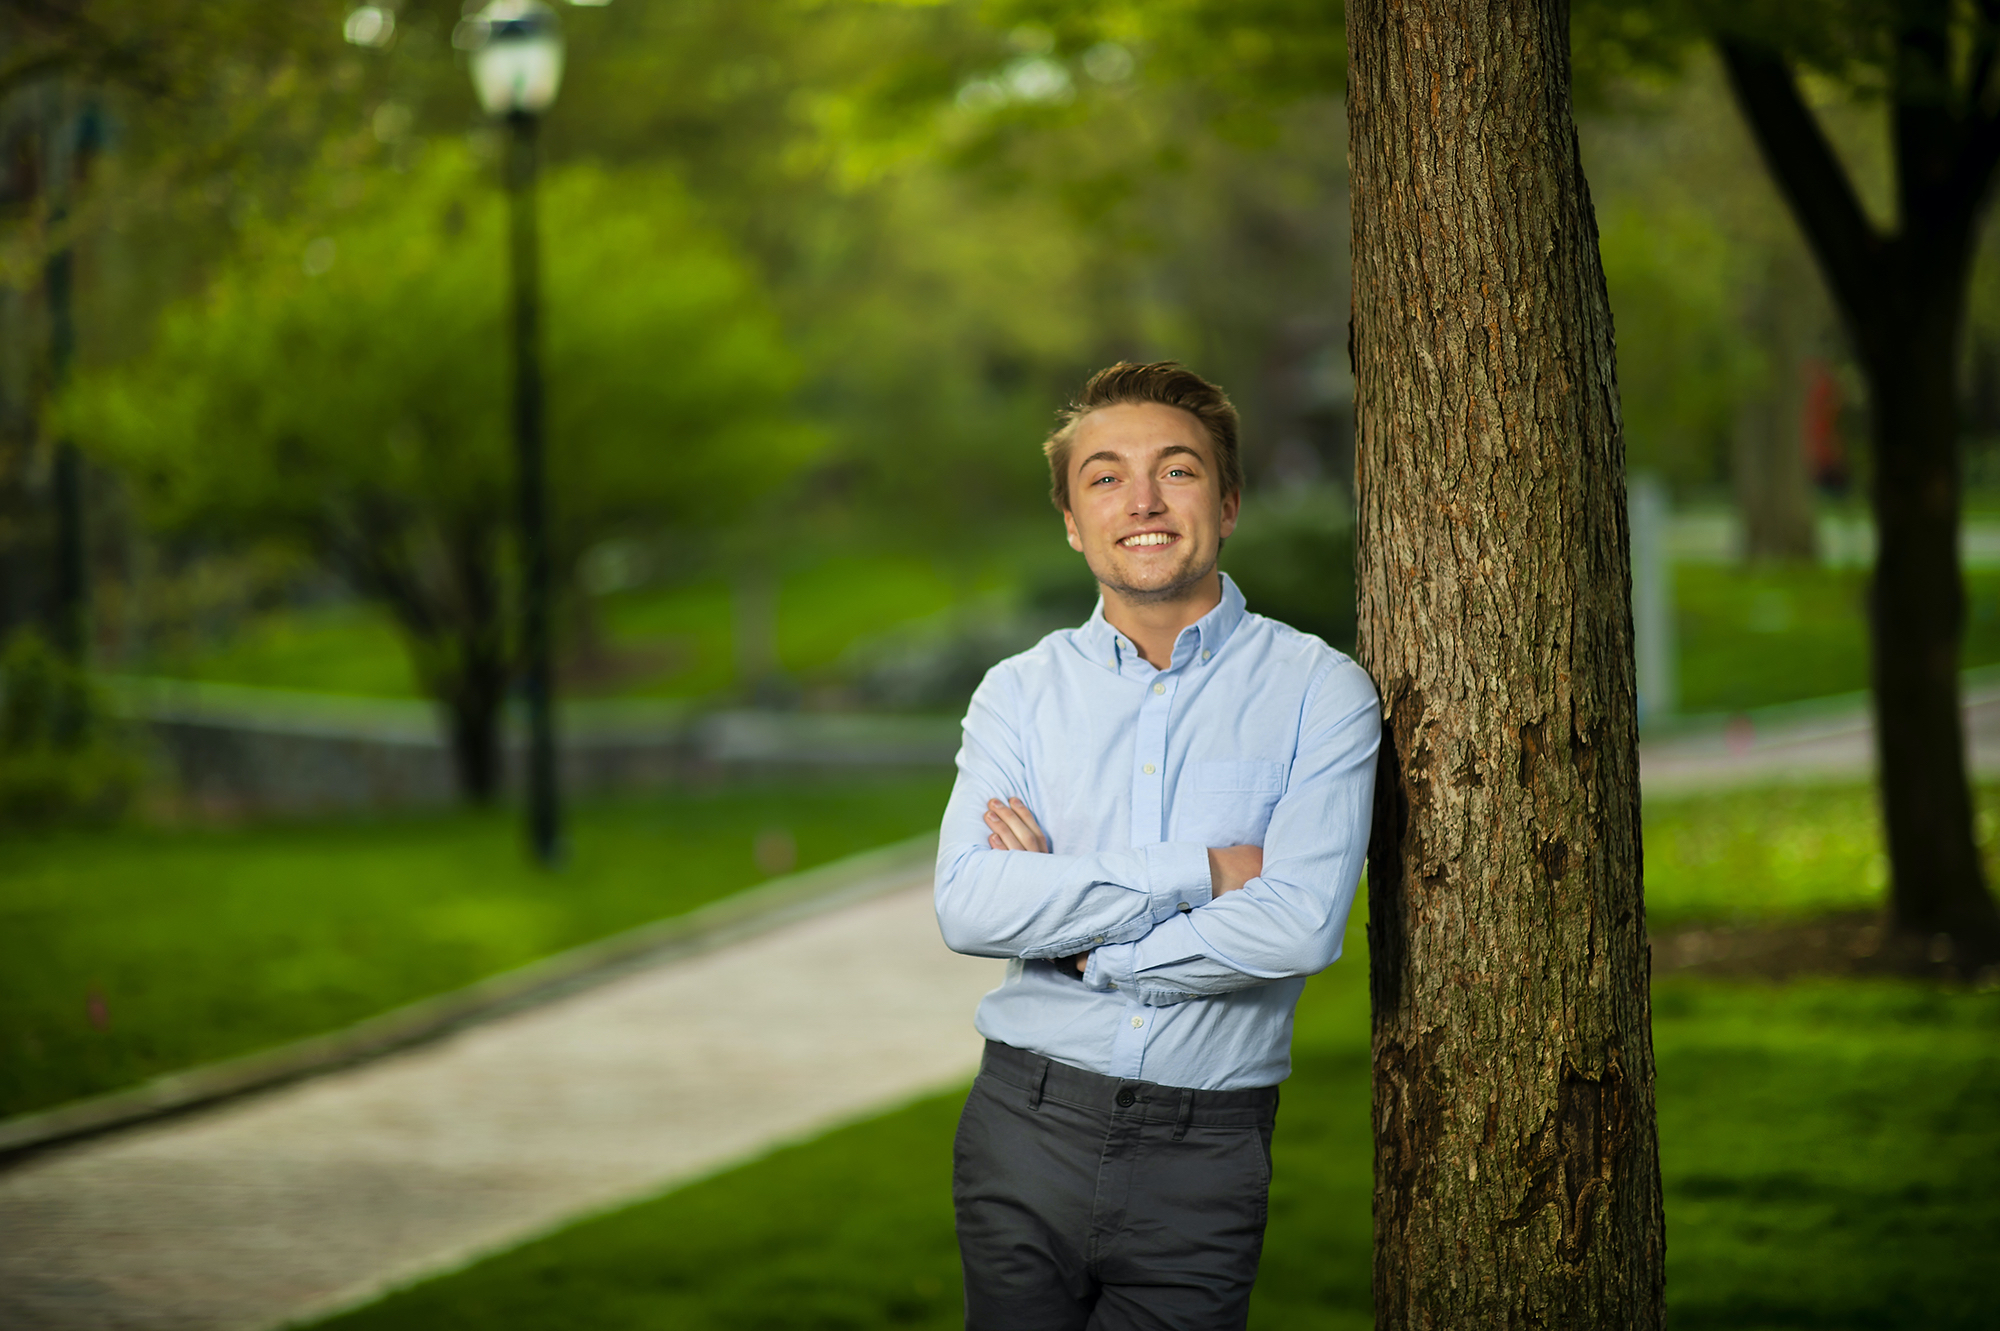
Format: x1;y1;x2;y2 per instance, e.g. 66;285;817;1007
1091;474;1117;485
1167;467;1192;478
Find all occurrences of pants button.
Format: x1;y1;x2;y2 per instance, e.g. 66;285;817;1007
1115;1088;1136;1108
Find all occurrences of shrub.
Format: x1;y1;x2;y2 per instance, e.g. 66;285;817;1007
1222;484;1355;651
0;631;141;827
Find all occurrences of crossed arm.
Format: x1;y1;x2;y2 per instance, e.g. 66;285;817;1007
981;796;1265;974
934;658;1380;1004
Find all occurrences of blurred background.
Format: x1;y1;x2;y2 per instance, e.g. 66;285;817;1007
1;2;1996;1328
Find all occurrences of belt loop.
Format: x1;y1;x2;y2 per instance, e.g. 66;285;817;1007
1172;1087;1195;1141
1028;1057;1049;1110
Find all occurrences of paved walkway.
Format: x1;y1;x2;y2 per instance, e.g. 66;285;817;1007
1639;681;2000;794
0;873;1000;1331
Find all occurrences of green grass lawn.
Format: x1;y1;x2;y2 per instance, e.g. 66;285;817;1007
0;775;953;1119
1676;563;2000;713
1642;784;1899;926
145;599;424;697
140;552;969;702
310;927;2000;1331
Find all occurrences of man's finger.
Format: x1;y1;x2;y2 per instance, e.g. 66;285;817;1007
1007;798;1050;852
985;807;1033;851
987;799;1046;853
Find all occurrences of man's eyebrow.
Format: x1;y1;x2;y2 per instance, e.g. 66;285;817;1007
1072;444;1206;475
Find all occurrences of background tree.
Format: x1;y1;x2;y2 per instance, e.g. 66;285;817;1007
1348;0;1663;1325
1704;3;2000;969
63;145;814;799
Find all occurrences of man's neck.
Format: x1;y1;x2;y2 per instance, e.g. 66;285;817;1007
1100;571;1223;670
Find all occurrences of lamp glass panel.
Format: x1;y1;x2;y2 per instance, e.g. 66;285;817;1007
471;32;564;114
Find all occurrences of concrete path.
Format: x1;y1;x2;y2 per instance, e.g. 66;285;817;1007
1639;680;2000;794
0;871;1000;1331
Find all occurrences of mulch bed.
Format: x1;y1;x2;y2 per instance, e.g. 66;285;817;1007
1653;912;2000;986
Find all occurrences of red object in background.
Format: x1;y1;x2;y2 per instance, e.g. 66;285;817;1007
1802;358;1848;493
1726;714;1756;756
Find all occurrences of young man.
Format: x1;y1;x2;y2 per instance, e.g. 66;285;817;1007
935;361;1381;1329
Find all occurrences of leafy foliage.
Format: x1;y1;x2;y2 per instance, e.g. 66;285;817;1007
0;629;139;828
1221;484;1356;650
62;143;814;794
1597;202;1764;487
68;144;813;560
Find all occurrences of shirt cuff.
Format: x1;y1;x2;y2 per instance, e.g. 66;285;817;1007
1143;841;1212;922
1081;941;1137;991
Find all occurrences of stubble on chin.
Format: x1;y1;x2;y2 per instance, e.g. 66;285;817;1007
1089;548;1219;607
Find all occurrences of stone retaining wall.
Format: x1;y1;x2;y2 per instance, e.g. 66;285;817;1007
109;679;961;814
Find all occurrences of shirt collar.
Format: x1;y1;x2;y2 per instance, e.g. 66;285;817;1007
1074;572;1249;672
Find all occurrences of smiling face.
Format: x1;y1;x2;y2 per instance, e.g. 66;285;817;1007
1061;401;1240;608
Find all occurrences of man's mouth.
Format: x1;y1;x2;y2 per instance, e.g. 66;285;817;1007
1119;531;1179;548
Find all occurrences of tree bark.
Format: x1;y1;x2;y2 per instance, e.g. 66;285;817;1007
1730;251;1819;562
1718;36;2000;971
333;505;513;806
1868;296;2000;959
443;645;509;804
1347;0;1664;1324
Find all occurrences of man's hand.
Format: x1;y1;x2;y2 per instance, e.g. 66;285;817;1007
985;798;1083;972
1208;844;1264;895
985;796;1262;972
985;797;1049;853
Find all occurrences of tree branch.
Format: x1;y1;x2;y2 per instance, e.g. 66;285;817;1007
1971;0;2000;114
1953;1;2000;229
1715;38;1887;341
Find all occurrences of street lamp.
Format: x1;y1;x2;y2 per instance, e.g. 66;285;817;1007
466;0;565;865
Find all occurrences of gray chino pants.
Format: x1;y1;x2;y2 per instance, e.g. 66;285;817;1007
952;1040;1280;1331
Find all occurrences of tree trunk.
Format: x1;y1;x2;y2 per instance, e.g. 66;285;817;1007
1347;0;1665;1324
343;516;514;806
1731;252;1819;562
1716;37;2000;973
444;649;510;804
445;525;512;806
1866;304;2000;967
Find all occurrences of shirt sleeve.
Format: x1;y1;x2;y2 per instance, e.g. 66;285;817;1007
934;664;1215;960
1080;657;1381;1004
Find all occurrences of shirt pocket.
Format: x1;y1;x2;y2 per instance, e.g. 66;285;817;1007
1196;760;1286;795
1178;759;1287;845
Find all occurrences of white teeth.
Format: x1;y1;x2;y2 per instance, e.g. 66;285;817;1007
1122;533;1175;547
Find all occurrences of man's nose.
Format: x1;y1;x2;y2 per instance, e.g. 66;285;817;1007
1128;475;1166;515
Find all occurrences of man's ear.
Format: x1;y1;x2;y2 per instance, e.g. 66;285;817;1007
1219;489;1241;541
1063;508;1084;553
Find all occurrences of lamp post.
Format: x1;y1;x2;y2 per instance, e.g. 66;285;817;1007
467;1;565;865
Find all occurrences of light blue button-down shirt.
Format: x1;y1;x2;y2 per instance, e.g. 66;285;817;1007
935;573;1381;1091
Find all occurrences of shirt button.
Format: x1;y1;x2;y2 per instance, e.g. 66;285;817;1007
1142;763;1156;775
1153;681;1166;695
1130;1016;1145;1029
1116;1088;1137;1107
1201;650;1211;662
1093;935;1105;944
